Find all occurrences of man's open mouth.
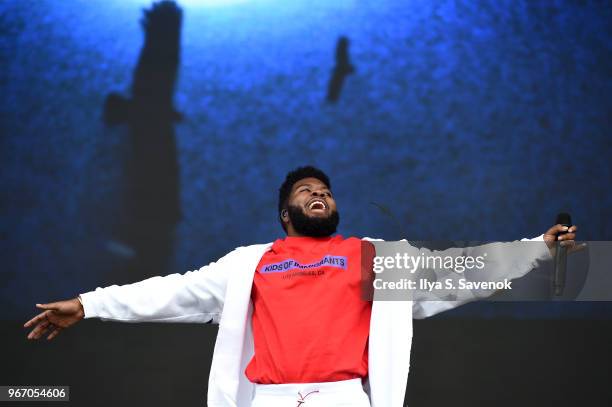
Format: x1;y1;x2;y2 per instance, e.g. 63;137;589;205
307;199;327;212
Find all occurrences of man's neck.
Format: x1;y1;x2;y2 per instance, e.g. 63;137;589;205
285;231;334;239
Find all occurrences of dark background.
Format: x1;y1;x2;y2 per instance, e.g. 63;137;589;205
1;0;611;405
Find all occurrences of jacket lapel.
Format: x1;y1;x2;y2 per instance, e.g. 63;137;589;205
208;243;272;406
368;299;413;407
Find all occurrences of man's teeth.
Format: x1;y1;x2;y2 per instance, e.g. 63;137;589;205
309;201;326;210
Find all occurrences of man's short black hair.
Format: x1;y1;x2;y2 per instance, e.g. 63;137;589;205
278;166;331;227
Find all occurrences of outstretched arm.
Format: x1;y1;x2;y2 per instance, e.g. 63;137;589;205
24;246;245;340
412;224;580;319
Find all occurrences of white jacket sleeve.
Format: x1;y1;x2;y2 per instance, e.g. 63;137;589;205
412;235;551;319
79;246;245;324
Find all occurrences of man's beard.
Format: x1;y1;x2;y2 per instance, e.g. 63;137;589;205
287;204;340;237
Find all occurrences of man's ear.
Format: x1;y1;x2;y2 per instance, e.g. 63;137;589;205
281;209;289;220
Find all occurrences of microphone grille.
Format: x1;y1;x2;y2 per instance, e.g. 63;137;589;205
555;212;572;226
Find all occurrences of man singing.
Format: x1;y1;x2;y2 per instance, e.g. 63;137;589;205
24;166;578;406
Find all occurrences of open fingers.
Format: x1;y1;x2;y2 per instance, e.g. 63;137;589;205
46;325;62;341
24;310;50;328
27;319;51;340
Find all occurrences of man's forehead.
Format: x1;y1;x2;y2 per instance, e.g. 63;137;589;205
292;177;329;190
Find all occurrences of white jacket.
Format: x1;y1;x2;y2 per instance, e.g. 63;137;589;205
80;236;549;406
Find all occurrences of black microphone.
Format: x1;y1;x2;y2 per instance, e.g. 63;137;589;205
553;212;572;296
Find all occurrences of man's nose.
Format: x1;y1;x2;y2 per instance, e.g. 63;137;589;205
311;190;325;197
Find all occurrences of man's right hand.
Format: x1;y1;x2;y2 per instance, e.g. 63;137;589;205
24;298;85;341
